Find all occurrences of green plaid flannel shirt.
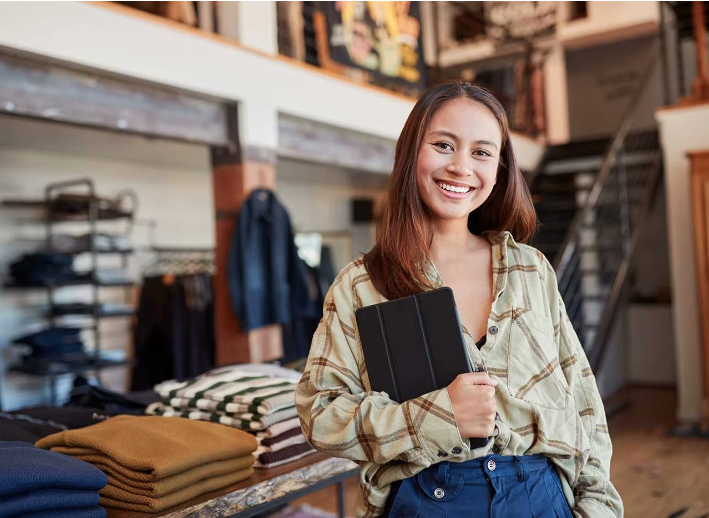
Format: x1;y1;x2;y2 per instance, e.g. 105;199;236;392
295;231;623;518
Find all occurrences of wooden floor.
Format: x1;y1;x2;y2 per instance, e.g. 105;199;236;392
290;387;709;518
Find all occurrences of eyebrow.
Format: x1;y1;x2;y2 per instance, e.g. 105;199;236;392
429;130;499;150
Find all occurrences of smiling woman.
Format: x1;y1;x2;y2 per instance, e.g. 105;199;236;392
296;80;623;518
364;82;535;302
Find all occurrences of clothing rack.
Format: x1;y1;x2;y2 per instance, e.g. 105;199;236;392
143;247;215;277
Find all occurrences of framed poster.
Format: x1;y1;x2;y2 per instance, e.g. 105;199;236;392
324;1;426;90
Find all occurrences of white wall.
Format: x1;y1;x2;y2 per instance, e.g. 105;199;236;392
627;304;676;385
276;158;386;268
566;36;662;140
558;1;660;48
0;1;414;149
0;115;214;410
656;103;709;422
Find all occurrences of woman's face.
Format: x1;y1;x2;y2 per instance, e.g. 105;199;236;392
416;98;502;225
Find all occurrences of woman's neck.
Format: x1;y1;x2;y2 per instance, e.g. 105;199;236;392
430;218;486;261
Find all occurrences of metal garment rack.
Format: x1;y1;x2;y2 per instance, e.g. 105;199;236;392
0;178;138;408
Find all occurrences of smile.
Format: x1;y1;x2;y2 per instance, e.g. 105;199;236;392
435;181;472;196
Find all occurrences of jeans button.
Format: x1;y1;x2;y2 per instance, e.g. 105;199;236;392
487;459;497;471
434;488;445;499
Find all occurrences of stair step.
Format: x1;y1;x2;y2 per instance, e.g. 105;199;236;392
543;150;659;176
533;183;591;195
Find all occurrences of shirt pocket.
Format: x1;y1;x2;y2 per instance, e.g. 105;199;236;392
507;307;569;410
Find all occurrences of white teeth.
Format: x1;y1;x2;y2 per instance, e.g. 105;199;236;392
436;181;471;194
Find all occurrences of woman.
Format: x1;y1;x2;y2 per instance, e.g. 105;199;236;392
295;81;623;518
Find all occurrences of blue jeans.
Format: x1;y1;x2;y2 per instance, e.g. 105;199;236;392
383;454;574;518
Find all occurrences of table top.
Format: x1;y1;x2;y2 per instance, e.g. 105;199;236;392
105;453;359;518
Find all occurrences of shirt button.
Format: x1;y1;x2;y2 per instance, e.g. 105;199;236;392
451;446;462;455
434;488;445;499
437;450;447;458
492;445;501;454
489;326;498;335
487;459;497;471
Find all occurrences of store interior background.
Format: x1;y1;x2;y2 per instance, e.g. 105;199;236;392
2;1;709;517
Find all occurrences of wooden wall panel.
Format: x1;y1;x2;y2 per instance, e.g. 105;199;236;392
689;150;709;430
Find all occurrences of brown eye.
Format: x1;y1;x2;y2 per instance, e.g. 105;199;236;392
433;142;453;151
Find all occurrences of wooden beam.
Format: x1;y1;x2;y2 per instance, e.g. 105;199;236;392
0;52;228;145
680;1;709;105
689;150;709;432
278;114;395;175
211;105;282;366
692;1;709;100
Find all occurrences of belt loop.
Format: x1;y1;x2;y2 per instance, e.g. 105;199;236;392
514;456;529;482
435;461;450;484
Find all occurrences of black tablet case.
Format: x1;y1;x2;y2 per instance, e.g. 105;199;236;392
355;287;487;448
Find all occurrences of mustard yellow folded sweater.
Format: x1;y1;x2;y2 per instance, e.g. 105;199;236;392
35;415;258;479
62;453;254;497
98;467;253;512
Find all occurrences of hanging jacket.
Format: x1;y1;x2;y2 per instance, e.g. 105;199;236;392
227;188;314;332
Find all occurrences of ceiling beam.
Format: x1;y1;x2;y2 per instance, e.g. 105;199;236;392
0;52;228;145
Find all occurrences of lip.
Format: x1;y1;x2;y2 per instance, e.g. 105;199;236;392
434;179;473;189
434;179;476;199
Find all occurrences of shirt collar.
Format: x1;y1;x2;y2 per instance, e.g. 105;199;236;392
424;230;512;299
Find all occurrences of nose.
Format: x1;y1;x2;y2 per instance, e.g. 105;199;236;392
446;155;473;177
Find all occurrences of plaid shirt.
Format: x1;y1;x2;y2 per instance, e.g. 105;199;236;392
295;231;623;518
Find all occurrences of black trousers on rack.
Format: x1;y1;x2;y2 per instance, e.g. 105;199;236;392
130;274;215;391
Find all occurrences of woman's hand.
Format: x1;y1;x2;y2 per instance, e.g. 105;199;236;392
447;372;498;439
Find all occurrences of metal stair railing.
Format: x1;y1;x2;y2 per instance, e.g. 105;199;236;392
552;40;664;371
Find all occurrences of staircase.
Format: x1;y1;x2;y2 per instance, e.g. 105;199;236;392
528;44;664;371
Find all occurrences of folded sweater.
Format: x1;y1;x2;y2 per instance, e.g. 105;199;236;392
0;442;107;496
13;508;105;518
166;391;295;416
254;442;316;469
155;371;297;412
69;454;254;496
35;415;257;479
256;417;302;439
260;425;304;447
145;403;297;431
98;466;253;512
0;488;99;518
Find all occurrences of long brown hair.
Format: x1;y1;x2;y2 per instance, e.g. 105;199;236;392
363;80;537;300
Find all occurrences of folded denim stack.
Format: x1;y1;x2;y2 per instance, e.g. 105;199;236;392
36;415;257;512
146;366;315;468
11;327;91;374
8;253;83;286
0;441;107;518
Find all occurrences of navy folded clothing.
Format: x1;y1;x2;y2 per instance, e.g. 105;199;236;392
0;488;99;518
12;327;83;350
0;442;107;496
9;253;80;286
0;412;67;443
14;508;106;518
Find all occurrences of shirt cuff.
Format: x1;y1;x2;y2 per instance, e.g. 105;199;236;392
407;387;471;464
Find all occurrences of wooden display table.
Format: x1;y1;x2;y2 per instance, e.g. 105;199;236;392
106;454;358;518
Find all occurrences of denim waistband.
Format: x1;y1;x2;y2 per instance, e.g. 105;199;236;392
444;454;550;478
